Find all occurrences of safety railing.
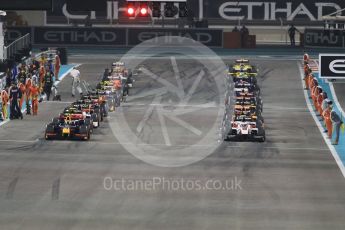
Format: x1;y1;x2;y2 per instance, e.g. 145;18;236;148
3;33;30;60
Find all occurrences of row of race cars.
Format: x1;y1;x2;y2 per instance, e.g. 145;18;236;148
43;58;264;142
224;59;266;142
44;61;133;140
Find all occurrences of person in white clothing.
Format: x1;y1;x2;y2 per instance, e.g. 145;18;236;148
70;67;83;97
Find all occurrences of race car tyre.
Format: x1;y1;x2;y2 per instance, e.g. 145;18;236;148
84;118;94;133
52;117;60;125
257;130;266;142
100;104;107;119
91;113;100;128
128;69;133;78
80;125;90;141
45;133;51;140
95;106;104;121
94;107;100;115
258;135;266;142
45;124;55;140
255;88;261;97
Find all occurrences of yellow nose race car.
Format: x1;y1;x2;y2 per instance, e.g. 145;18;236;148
228;59;258;78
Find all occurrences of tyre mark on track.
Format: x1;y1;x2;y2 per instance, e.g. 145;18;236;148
6;177;18;199
52;178;60;201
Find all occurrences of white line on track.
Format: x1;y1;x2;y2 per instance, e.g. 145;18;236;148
43;101;74;104
329;82;345;119
298;62;345;178
123;103;308;112
157;103;172;146
0;139;39;144
264;106;307;111
70;54;302;61
124;102;218;108
0;139;330;152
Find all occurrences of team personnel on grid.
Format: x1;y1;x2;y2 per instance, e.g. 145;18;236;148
9;83;23;120
1;89;9;120
54;51;61;80
17;68;26;85
30;83;40;116
0;92;2;121
32;71;39;87
39;64;45;93
18;81;25;110
303;52;310;64
43;66;54;101
114;77;122;107
25;76;32;115
70;67;83;97
323;101;333;139
331;108;342;145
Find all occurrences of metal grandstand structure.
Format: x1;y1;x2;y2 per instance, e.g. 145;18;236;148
3;33;31;61
322;8;345;29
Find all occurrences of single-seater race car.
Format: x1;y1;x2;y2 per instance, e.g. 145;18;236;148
82;81;110;116
234;103;262;118
80;94;108;119
230;59;258;73
70;100;102;128
109;62;134;87
60;107;95;132
224;58;266;142
234;79;260;94
230;70;258;82
44;114;92;141
236;96;263;113
226;115;266;142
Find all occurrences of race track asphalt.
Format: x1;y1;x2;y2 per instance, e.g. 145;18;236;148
333;83;345;111
0;54;345;230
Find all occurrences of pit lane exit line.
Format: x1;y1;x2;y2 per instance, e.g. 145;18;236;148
0;139;329;152
122;103;307;111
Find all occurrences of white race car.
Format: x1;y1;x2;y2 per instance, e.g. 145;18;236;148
226;116;265;142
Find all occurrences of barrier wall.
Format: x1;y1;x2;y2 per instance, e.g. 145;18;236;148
7;26;223;48
45;0;345;26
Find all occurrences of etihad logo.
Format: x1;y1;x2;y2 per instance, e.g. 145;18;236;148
305;32;340;45
218;2;342;21
330;59;345;74
137;32;212;44
43;30;118;43
320;54;345;79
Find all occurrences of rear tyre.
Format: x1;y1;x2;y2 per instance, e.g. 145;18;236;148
258;135;266;142
45;124;55;140
45;133;51;140
91;114;100;128
80;125;90;141
84;118;93;133
52;118;59;125
258;131;266;142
